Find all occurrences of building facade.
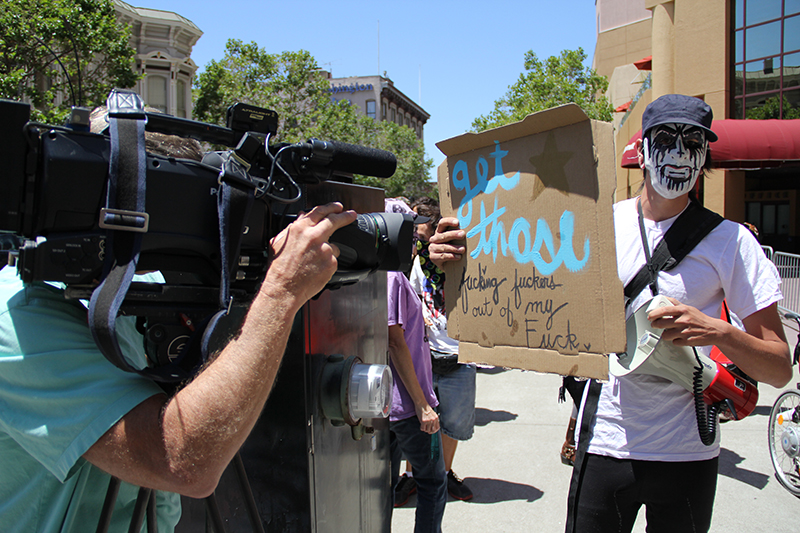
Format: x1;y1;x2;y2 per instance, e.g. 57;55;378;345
113;1;202;118
595;0;800;252
327;74;430;141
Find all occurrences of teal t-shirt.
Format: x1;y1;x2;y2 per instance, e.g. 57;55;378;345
0;267;181;532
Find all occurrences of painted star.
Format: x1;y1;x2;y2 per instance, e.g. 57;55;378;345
528;131;573;200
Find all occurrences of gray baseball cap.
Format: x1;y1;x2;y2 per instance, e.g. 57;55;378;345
642;94;718;142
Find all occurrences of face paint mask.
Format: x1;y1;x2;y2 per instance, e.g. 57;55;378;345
643;124;708;200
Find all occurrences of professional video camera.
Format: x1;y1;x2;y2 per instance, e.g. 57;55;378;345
0;89;421;382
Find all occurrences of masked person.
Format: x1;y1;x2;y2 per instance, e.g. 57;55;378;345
570;94;793;532
428;94;793;533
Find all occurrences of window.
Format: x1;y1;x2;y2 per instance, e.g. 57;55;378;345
366;99;376;120
747;200;790;235
745;188;794;236
382;102;387;120
176;79;187;118
390;108;396;122
147;75;167;113
733;0;800;118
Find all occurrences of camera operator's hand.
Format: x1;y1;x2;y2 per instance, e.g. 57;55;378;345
428;217;466;270
261;202;357;311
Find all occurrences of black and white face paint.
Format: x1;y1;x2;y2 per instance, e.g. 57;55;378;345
643;123;708;200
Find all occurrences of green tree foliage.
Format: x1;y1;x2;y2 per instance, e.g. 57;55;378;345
0;0;138;122
193;39;432;198
472;48;613;131
746;94;800;120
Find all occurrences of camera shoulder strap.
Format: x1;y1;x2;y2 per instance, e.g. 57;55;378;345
624;198;724;306
88;89;153;373
199;152;255;358
88;89;193;382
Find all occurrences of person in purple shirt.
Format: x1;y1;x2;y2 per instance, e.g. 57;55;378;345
385;199;447;533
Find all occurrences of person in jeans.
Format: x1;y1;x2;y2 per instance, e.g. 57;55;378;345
386;198;447;532
395;197;476;506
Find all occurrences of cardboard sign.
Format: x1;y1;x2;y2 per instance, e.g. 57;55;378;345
435;104;625;379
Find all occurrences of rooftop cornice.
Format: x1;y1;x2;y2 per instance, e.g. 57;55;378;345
113;0;203;35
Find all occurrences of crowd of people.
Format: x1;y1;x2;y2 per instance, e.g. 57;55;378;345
0;94;794;533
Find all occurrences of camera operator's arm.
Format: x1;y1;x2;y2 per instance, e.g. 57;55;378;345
387;324;440;435
83;203;356;498
428;217;466;270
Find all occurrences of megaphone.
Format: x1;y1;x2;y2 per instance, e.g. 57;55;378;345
611;295;758;420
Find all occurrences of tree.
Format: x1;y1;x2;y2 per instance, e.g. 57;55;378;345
472;48;613;131
746;94;800;120
0;0;138;122
193;39;433;197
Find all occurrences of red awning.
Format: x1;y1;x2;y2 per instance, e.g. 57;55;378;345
634;56;652;71
615;100;632;113
620;119;800;170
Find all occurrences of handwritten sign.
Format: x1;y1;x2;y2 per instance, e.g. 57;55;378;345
436;105;625;379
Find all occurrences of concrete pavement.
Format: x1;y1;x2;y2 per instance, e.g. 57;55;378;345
391;323;800;532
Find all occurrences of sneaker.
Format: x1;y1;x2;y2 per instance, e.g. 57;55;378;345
447;470;473;501
394;474;417;507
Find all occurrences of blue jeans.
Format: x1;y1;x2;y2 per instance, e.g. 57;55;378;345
432;361;476;440
390;416;447;533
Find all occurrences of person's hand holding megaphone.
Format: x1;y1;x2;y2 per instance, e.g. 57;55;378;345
646;296;727;348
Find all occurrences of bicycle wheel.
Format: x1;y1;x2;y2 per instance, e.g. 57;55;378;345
768;389;800;497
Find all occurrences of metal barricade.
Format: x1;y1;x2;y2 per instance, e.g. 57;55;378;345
772;251;800;314
762;245;774;260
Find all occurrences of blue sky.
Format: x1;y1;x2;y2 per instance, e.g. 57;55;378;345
141;0;598;181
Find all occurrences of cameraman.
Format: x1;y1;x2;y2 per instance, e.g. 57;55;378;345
0;177;355;533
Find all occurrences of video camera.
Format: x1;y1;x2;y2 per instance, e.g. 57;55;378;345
0;89;421;381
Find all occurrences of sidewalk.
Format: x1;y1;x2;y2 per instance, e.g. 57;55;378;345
392;354;800;531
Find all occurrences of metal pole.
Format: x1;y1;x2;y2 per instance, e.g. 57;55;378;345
96;476;121;533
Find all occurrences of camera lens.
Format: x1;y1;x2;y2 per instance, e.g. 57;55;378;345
329;212;416;273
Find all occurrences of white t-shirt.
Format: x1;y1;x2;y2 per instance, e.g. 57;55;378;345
585;197;782;461
410;259;459;356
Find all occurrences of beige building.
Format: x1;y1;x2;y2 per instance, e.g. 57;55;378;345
113;1;202;118
595;0;800;252
327;74;429;141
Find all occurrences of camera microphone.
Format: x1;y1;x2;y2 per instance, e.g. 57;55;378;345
321;140;397;178
284;139;397;182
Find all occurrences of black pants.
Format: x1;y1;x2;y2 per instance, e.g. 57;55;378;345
571;453;718;533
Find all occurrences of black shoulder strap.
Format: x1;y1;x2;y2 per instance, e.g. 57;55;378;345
565;378;603;533
624;199;724;304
